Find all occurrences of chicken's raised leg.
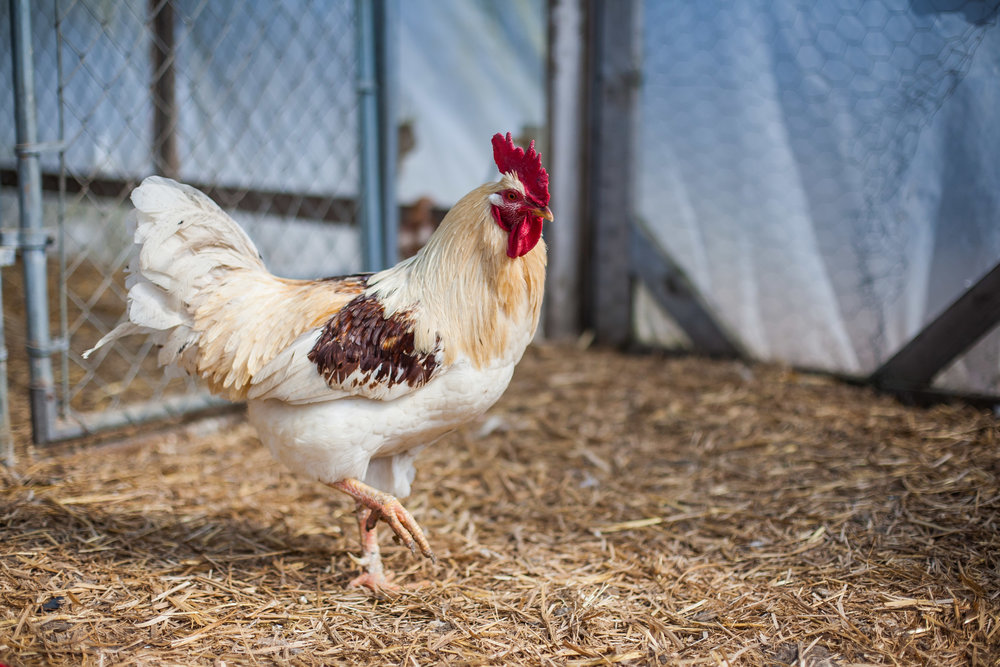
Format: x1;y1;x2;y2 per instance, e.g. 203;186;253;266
329;478;435;589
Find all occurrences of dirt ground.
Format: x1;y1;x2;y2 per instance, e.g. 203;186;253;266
0;343;998;665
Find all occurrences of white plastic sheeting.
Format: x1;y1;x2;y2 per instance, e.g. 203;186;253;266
636;0;1000;395
395;0;546;204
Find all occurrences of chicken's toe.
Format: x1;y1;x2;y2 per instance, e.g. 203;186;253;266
381;498;435;561
348;569;399;594
329;478;435;562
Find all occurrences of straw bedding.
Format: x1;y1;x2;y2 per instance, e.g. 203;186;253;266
1;343;998;665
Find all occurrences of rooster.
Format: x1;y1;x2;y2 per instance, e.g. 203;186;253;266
84;133;551;590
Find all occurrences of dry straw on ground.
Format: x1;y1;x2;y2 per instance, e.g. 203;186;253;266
1;344;998;665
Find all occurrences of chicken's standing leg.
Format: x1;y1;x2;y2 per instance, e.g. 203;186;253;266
348;503;396;591
329;478;435;591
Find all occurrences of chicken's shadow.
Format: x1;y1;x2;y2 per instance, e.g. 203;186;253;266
0;487;357;582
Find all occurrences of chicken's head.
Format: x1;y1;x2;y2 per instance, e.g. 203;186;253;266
489;132;552;258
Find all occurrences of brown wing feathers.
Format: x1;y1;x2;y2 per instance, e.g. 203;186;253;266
308;294;439;392
191;274;369;398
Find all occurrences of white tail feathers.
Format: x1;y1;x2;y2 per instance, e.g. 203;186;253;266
130;177;265;286
84;177;268;389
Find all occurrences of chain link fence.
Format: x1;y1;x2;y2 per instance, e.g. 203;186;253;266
11;0;995;449
634;0;1000;396
2;0;367;445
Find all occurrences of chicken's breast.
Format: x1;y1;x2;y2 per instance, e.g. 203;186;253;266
247;358;516;498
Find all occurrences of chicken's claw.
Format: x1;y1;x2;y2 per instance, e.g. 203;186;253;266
370;494;435;561
331;478;435;562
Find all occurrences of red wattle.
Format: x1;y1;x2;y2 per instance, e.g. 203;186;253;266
507;216;544;258
491;205;510;231
493;206;543;258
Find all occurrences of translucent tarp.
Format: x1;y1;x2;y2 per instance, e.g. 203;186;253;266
637;0;1000;395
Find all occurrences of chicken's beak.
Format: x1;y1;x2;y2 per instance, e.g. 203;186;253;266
532;206;554;222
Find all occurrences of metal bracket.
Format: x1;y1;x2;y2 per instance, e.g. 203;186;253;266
0;228;55;265
14;140;66;157
26;337;68;359
0;227;56;252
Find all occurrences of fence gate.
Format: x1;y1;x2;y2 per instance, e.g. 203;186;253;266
2;0;397;454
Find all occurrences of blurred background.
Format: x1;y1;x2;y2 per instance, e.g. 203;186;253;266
1;0;999;448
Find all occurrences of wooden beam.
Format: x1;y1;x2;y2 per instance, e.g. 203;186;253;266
631;224;746;358
585;0;641;345
871;262;1000;391
0;168;450;227
544;0;587;338
1;168;355;223
150;0;179;178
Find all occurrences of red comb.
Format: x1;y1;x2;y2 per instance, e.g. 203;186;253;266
492;132;549;206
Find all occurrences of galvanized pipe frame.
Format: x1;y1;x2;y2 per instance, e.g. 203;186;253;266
375;0;400;269
10;0;59;445
356;0;384;273
357;0;398;272
49;393;235;442
6;0;398;445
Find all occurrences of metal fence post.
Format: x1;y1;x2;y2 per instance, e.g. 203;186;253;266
356;0;385;272
375;0;398;269
10;0;58;444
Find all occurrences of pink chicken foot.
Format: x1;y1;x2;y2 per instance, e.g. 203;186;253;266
329;478;435;591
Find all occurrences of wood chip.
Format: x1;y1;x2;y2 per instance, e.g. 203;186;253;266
1;343;997;664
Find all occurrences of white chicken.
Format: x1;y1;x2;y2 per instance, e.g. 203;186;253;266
85;133;551;590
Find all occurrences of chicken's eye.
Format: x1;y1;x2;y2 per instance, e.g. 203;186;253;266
505;191;519;202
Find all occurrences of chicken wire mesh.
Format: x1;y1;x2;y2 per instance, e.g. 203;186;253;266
1;0;364;440
635;0;1000;395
